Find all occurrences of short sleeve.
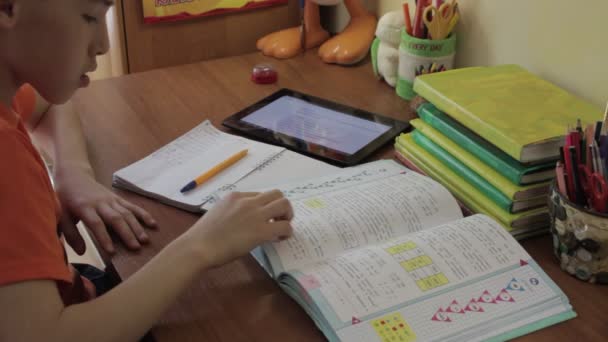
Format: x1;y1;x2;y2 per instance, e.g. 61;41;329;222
11;84;36;123
0;131;71;286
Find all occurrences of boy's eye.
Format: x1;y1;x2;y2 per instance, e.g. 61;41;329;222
82;14;98;24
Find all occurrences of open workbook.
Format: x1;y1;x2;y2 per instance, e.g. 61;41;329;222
250;160;574;342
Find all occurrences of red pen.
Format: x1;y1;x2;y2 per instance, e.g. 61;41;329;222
563;144;576;201
412;0;427;38
404;3;413;35
569;131;582;164
586;125;594;169
569;146;585;205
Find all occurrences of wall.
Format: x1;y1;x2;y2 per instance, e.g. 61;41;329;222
377;0;608;109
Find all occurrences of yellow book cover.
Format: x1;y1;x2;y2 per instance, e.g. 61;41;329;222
410;119;550;200
413;65;603;163
395;134;548;234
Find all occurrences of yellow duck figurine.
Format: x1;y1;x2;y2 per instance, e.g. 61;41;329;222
257;0;377;65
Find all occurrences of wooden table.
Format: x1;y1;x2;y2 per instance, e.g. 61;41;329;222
73;52;608;341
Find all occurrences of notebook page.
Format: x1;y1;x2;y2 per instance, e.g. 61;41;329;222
115;121;233;185
263;160;463;272
201;150;339;210
114;120;283;207
232;150;340;190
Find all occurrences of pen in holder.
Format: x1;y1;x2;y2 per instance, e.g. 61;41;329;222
548;181;608;284
396;28;456;101
551;117;608;284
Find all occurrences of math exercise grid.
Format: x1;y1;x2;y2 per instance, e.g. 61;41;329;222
386;241;450;292
337;264;560;342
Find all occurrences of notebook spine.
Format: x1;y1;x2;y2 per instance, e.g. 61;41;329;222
253;150;286;171
203;150;287;205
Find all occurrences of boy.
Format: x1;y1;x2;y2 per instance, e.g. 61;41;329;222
0;1;294;341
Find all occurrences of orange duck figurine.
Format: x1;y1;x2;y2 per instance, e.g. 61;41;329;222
256;0;377;65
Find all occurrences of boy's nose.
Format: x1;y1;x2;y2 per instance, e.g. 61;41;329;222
96;25;110;56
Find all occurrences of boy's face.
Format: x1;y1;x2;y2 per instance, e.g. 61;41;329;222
0;0;111;104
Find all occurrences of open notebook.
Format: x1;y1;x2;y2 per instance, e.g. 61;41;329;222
250;160;574;342
113;120;338;212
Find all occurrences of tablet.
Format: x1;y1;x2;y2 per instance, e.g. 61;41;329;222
222;89;410;166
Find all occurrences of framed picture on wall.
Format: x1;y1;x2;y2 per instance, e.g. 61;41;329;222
143;0;288;24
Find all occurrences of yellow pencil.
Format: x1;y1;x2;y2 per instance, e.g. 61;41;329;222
180;149;248;193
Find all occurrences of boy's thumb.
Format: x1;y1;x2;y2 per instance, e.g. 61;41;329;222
58;212;86;256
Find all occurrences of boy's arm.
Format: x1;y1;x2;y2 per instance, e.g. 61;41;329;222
0;236;201;342
0;191;294;342
29;94;156;255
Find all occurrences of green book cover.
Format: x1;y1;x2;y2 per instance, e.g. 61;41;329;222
413;64;603;162
395;133;548;232
417;103;555;185
410;119;551;201
411;129;513;212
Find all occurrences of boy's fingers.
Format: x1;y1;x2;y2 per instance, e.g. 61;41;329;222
262;197;294;221
233;192;259;198
58;212;86;255
112;201;149;244
97;203;141;250
266;220;294;240
222;192;259;204
117;198;157;228
255;190;284;205
80;207;115;254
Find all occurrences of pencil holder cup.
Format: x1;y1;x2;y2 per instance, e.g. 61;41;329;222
396;29;456;101
548;181;608;284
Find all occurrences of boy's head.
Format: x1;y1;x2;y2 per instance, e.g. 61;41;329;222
0;0;111;104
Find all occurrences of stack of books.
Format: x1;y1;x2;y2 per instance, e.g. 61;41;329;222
395;65;602;239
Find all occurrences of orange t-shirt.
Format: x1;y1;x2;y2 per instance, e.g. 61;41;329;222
0;85;92;304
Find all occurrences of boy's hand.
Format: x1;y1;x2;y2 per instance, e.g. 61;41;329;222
54;166;157;255
185;190;294;268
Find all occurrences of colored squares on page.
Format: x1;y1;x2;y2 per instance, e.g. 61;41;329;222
300;274;322;291
372;313;417;342
400;255;433;272
386;241;418;255
304;198;325;209
416;273;449;291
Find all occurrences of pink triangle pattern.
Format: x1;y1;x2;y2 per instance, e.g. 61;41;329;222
465;298;484;312
431;308;452;322
352;317;361;325
478;290;497;304
496;289;515;303
520;259;529;266
445;300;465;314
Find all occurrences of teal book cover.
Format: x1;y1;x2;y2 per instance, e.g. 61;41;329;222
417;103;555;185
411;130;513;212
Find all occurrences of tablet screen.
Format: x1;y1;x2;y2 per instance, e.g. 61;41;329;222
241;95;392;155
223;89;409;166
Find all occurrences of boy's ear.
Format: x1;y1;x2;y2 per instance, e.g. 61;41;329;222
0;0;19;29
